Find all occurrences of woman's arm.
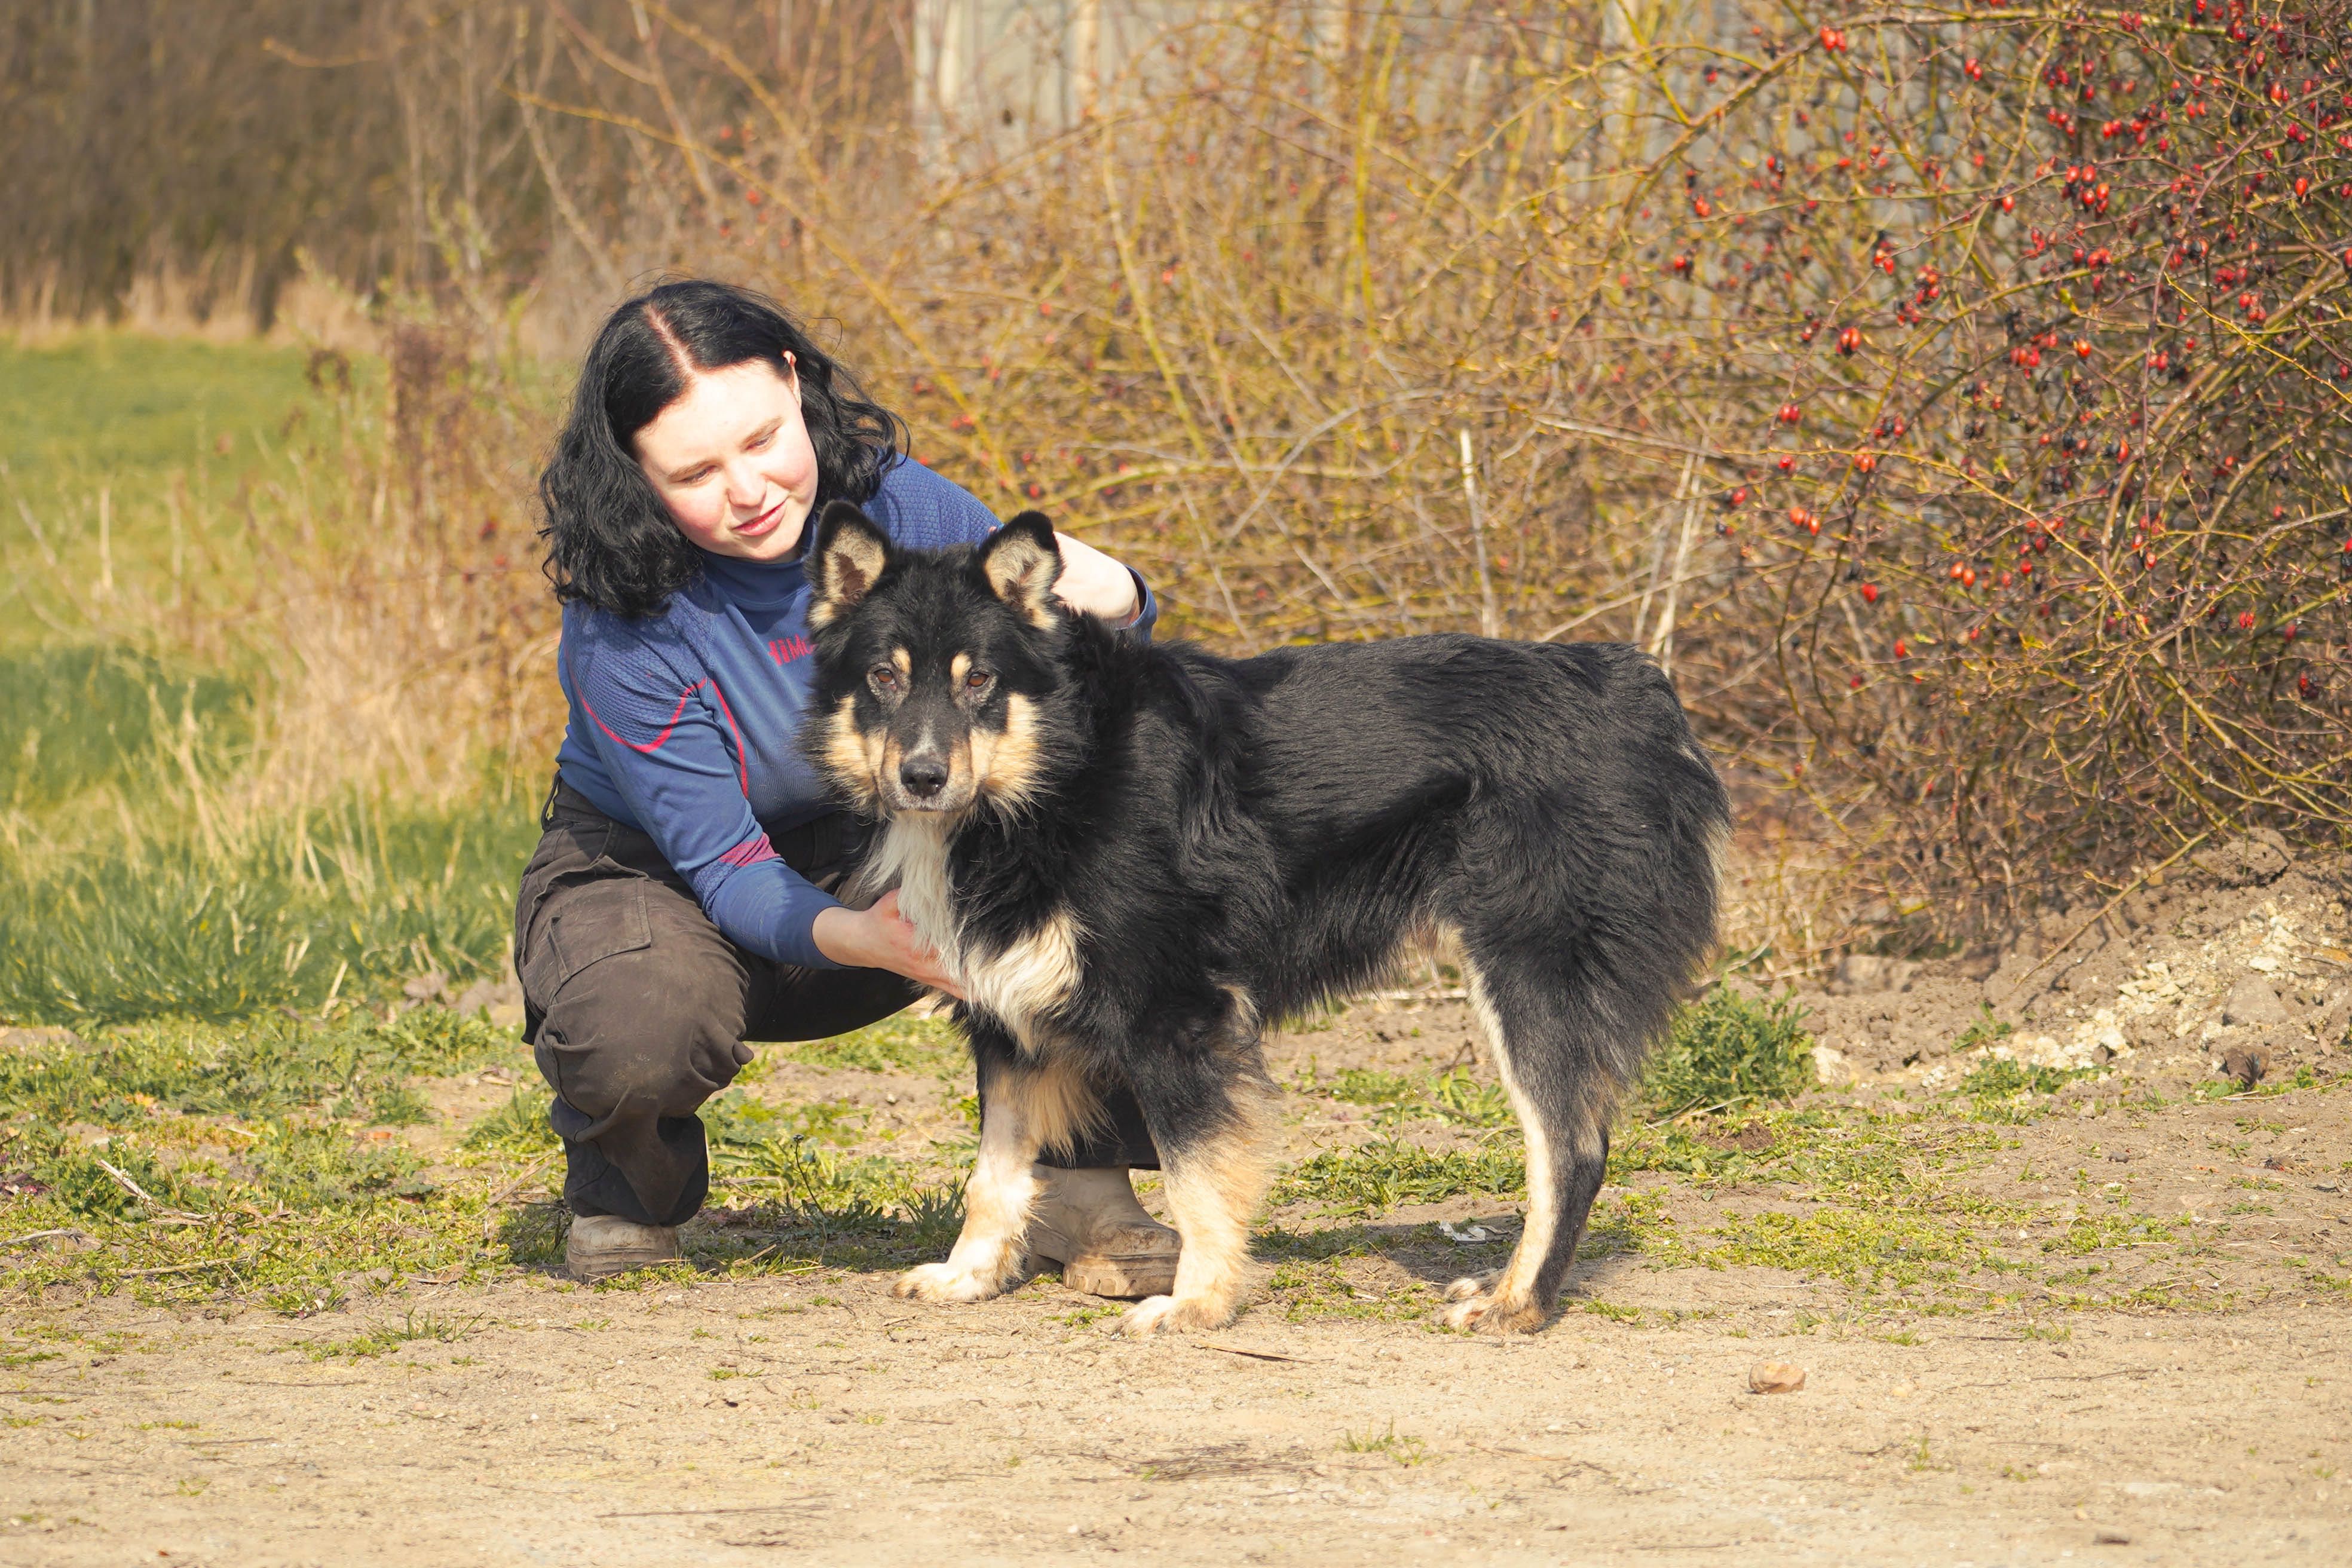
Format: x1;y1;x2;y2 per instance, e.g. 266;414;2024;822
812;893;964;998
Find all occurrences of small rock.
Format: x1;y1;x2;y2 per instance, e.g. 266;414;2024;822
2093;1530;2132;1546
2189;831;2290;889
1830;955;1916;996
1747;1361;1806;1395
2221;1043;2271;1091
1811;1045;1855;1088
1956;944;2005;982
2105;1149;2133;1163
2222;973;2292;1028
452;975;523;1014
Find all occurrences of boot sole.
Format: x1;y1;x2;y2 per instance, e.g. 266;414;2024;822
1056;1253;1178;1298
564;1245;682;1283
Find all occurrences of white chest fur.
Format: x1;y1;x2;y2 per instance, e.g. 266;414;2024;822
863;817;1085;1052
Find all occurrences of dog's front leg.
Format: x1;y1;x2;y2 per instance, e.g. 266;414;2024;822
895;1068;1039;1303
893;1045;1063;1304
1122;1073;1276;1338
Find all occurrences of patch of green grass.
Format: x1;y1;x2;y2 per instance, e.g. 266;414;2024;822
0;790;541;1026
1297;1064;1514;1129
305;1309;485;1361
0;332;366;657
1339;1422;1428;1465
1641;987;1815;1118
704;1089;869;1149
1267;1256;1429;1321
460;1085;558;1157
770;1013;966;1079
0;1006;520;1131
1960;1057;2093;1105
0;647;252;811
1270;1138;1526;1218
1686;1205;1990;1290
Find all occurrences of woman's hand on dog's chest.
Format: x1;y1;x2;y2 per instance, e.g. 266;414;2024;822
813;890;966;997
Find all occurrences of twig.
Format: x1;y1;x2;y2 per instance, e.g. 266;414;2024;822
117;1259;236;1278
481;1150;563;1242
597;1504;814;1520
1;1229;87;1250
1192;1340;1315;1364
94;1159;158;1207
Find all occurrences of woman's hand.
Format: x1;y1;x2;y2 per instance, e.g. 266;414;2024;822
813;891;966;999
1050;532;1142;624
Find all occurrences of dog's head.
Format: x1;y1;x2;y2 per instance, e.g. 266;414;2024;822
803;500;1068;818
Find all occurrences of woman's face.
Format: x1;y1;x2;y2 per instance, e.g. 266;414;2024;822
632;355;820;563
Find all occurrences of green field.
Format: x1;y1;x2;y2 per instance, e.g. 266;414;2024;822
0;332;338;491
0;333;363;656
0;333;538;1026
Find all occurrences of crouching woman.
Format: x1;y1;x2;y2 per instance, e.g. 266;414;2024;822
520;278;1175;1291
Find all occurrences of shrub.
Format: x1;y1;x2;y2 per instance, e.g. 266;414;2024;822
1642;987;1817;1118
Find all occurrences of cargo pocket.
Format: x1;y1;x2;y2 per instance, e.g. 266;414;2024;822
544;873;654;989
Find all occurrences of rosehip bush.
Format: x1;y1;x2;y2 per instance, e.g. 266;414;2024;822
1598;0;2351;918
545;0;2348;933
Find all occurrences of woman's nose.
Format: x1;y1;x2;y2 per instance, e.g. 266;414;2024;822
722;464;765;510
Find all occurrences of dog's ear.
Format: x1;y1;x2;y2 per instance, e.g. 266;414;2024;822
975;512;1062;628
806;501;892;629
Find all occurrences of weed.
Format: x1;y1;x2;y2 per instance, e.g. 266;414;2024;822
1298;1064;1514;1129
461;1085;558;1157
1642;987;1815;1119
1959;1057;2093;1105
305;1310;484;1361
1051;1303;1123;1328
1270;1139;1525;1217
1339;1421;1428;1466
1953;1004;2014;1054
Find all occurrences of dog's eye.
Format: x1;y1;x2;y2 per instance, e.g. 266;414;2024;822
964;669;993;694
868;666;901;695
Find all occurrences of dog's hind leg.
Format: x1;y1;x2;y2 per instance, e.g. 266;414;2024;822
1120;1042;1277;1337
895;1040;1099;1304
1441;961;1618;1335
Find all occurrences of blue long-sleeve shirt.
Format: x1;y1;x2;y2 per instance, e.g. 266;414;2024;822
553;457;1155;970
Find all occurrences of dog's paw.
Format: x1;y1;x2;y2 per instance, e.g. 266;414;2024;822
1439;1285;1548;1335
892;1261;1007;1303
1118;1293;1237;1338
1443;1272;1497;1303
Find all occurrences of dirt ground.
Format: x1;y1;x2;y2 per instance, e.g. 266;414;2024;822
6;840;2352;1566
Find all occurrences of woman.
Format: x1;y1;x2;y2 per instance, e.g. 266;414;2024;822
521;279;1176;1291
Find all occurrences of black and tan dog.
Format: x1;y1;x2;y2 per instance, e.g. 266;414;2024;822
802;501;1728;1336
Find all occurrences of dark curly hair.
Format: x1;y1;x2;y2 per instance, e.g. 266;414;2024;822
538;278;908;618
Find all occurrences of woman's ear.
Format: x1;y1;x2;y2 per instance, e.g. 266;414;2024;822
975;512;1063;627
807;501;892;628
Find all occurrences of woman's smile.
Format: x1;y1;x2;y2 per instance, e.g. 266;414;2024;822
734;497;786;540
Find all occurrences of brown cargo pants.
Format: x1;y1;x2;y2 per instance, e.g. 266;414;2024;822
513;779;1156;1227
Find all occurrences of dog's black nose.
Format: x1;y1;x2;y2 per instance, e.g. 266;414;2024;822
899;755;949;798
